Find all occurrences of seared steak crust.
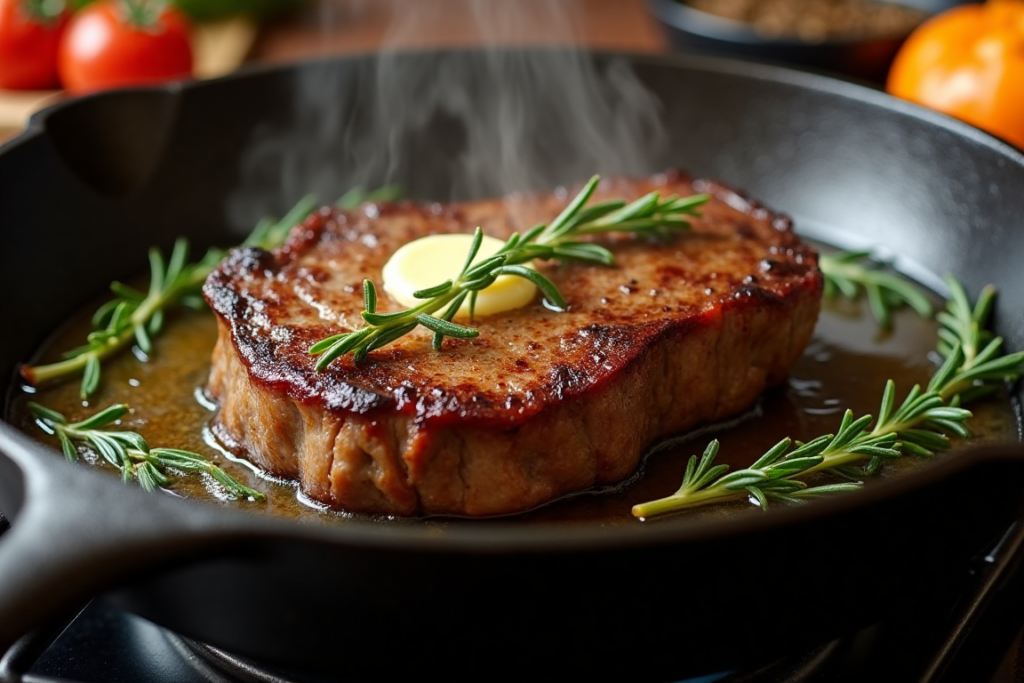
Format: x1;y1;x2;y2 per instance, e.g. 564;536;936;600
205;172;822;516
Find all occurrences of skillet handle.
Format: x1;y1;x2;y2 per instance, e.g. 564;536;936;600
0;427;235;657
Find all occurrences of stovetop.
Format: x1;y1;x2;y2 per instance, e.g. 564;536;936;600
3;509;1024;683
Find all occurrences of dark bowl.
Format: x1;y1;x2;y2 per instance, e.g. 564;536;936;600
647;0;964;81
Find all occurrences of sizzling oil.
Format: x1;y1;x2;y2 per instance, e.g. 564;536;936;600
7;292;1019;528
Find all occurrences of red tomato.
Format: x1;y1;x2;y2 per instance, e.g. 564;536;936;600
0;0;68;90
59;0;192;95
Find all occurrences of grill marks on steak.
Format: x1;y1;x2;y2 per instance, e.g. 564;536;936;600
204;172;823;516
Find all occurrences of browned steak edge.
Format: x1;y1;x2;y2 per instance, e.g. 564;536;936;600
208;281;821;516
203;174;821;431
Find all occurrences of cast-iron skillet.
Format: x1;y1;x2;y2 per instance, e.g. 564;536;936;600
1;51;1023;683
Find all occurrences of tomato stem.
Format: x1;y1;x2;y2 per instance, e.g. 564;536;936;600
119;0;165;27
24;0;66;22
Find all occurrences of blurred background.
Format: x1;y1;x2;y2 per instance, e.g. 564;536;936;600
5;0;1020;150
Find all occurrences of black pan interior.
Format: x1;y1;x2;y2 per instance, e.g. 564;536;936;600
2;51;1024;682
3;52;1023;389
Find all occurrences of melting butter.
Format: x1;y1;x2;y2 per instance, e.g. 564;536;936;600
381;233;537;317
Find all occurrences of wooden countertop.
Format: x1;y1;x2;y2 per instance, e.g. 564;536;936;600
252;0;666;62
0;0;666;145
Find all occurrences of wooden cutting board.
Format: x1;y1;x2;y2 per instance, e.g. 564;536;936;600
0;17;257;141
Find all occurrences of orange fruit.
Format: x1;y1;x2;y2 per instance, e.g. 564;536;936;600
887;0;1024;150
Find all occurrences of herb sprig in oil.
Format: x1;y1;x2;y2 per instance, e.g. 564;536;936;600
28;402;264;500
20;185;402;398
632;277;1024;519
819;251;934;328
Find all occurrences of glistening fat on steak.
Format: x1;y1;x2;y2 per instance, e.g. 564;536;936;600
204;172;822;516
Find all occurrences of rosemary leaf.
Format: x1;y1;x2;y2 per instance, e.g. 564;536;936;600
308;333;351;355
74;403;129;430
415;315;479;339
365;322;419;353
493;266;567;311
550;242;616;266
363;279;378;314
460;228;486;277
30;402;68;426
312;328;375;370
413;280;454;299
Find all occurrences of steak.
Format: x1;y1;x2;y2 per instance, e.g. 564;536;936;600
204;172;822;516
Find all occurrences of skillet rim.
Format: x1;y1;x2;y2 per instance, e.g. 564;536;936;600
1;48;1022;554
4;48;1024;162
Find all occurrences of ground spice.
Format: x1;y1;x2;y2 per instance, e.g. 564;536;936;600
686;0;926;42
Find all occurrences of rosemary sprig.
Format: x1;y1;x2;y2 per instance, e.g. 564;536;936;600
22;240;224;399
21;185;403;398
244;184;403;252
632;276;1024;519
243;194;319;252
27;402;264;500
819;251;934;328
310;175;710;368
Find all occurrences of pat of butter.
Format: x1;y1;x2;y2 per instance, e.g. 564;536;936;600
381;233;537;318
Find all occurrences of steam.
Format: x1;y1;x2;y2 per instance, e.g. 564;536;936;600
227;0;667;229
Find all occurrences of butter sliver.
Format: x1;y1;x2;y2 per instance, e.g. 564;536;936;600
381;233;537;318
